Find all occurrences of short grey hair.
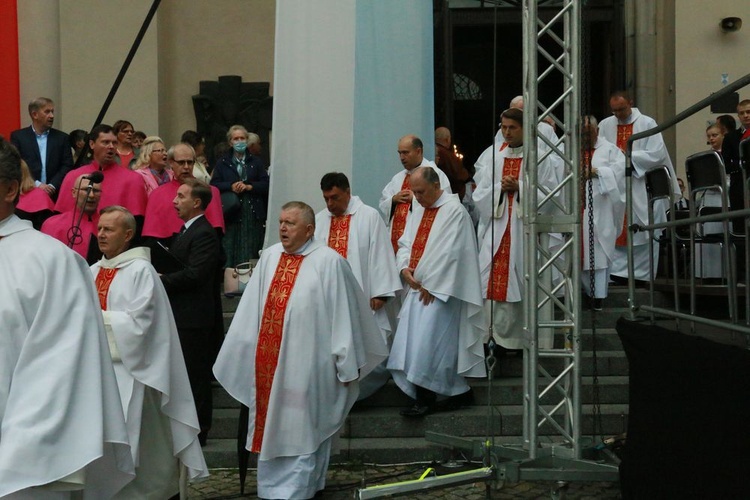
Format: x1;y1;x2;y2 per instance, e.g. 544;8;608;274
99;205;136;232
28;97;53;115
413;166;440;185
226;125;249;142
281;201;315;227
168;143;196;161
247;132;260;146
509;95;524;109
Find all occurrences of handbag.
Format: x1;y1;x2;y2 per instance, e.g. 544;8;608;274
224;261;255;297
220;190;241;222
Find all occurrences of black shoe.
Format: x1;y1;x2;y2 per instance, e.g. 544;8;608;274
400;404;432;417
592;298;603;311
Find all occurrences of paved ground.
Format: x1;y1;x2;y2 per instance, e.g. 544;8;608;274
189;464;622;499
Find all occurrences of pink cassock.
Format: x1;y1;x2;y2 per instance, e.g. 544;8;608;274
142;179;225;238
17;188;55;214
55;161;148;216
41;212;99;259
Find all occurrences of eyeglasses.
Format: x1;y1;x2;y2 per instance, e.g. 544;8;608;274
151;148;166;154
172;159;195;167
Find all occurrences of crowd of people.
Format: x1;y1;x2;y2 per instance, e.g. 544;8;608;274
2;90;748;498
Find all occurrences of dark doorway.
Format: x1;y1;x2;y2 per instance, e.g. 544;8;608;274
434;2;624;171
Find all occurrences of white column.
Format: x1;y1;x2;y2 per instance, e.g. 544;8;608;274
267;0;434;246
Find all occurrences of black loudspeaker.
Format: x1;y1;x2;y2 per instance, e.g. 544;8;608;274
617;318;750;499
710;91;739;113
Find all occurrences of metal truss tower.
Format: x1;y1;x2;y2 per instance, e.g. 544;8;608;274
358;2;619;497
521;0;583;459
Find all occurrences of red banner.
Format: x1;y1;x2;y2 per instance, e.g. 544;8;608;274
0;0;20;139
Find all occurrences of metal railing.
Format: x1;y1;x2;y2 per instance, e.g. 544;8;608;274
625;73;750;341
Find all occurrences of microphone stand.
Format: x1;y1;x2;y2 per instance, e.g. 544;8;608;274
68;182;96;249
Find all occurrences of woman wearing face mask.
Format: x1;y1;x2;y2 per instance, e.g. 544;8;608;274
211;124;269;267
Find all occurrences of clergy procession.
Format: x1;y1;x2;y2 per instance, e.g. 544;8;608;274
2;85;691;499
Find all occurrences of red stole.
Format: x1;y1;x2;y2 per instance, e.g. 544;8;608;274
616;123;633;151
252;252;305;453
390;175;411;253
95;268;119;310
327;215;352;258
488;156;522;301
615;123;634;246
408;207;440;270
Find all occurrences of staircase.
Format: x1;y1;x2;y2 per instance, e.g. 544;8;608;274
202;286;654;468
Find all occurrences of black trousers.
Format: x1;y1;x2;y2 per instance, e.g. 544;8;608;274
178;327;213;442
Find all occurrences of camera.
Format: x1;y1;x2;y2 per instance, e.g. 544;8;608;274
720;17;742;33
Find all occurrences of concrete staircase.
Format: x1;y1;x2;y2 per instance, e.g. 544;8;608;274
203;286;654;468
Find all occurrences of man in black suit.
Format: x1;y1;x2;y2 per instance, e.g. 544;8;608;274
10;97;74;199
161;177;223;445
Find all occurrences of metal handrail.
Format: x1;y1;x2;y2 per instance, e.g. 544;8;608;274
623;73;750;335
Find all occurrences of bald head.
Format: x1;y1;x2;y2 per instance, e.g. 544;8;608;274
397;134;424;171
169;143;197;183
510;95;524;110
435;127;451;148
410;166;442;208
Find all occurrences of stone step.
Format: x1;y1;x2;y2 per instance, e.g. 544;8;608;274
208;402;629;441
342;404;629;439
478;350;629;378
212;376;629;412
354;376;629;408
211;350;630;410
202;435;578;469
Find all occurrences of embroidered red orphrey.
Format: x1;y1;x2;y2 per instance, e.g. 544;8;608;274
615;123;634;246
328;215;352;258
408;207;440;270
252;253;305;453
95;267;119;310
390;175;411;253
488;157;521;302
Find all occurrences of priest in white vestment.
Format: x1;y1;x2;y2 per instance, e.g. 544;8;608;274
598;91;679;281
0;137;134;499
388;167;486;417
214;201;387;500
91;206;208;499
379;134;451;253
474;96;565;247
473;108;560;350
580;117;626;309
315;173;401;400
